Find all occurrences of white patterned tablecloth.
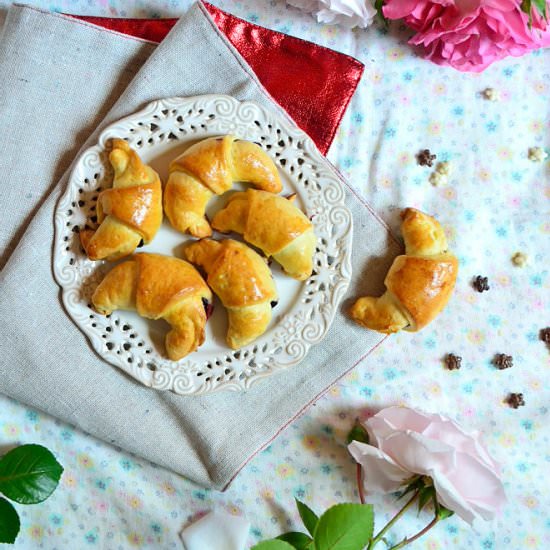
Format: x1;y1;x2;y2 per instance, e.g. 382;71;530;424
0;1;548;549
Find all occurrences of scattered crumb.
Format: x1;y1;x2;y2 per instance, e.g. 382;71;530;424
493;353;513;370
540;327;550;345
429;171;447;187
506;393;525;409
528;147;548;162
444;353;462;371
417;149;436;167
435;161;452;176
511;252;528;267
482;88;501;101
472;275;490;293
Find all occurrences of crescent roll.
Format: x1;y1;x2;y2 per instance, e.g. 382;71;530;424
92;253;212;361
183;239;277;349
80;139;162;261
164;136;282;238
350;208;458;333
211;189;316;281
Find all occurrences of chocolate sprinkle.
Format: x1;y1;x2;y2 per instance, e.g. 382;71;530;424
540;327;550;345
445;353;462;371
493;353;513;370
473;275;490;293
506;393;525;409
417;149;437;167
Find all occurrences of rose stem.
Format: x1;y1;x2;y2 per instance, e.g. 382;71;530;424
356;464;365;505
387;516;439;549
367;490;420;550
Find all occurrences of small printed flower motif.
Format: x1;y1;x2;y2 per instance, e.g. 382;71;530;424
482;88;501;101
387;47;405;61
25;410;39;422
276;463;295;478
127;533;144;547
478;168;491;181
528;147;548;162
3;424;19;437
529;120;543;133
64;472;78;488
525;535;540;547
77;453;94;469
28;525;44;540
467;329;486;345
303;435;321;450
433;82;446;95
512;252;528;267
498;433;516;447
524;496;538;509
161;482;176;495
443;187;457;200
128;495;143;510
498;147;512;160
261;487;274;499
427;121;442;135
398;152;412;165
84;531;98;544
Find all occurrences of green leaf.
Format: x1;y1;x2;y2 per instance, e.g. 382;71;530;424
532;0;547;18
277;531;314;549
251;541;296;550
0;444;63;504
346;423;369;445
0;497;20;544
295;499;319;536
313;503;374;550
417;486;435;513
436;505;454;521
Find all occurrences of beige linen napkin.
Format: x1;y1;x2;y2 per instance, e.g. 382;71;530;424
0;2;399;489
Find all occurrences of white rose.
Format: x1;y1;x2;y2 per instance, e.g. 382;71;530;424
288;0;377;29
348;406;506;525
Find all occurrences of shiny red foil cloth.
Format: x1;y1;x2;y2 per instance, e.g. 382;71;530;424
72;2;364;155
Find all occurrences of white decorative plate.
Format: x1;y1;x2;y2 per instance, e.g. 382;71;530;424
53;95;353;395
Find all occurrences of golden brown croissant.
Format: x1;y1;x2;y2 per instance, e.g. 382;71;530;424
164;136;282;238
211;189;316;281
80;139;162;261
92;253;212;360
350;208;458;333
183;239;277;349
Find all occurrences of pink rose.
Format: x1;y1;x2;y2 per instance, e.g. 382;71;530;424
348;406;506;525
383;0;550;72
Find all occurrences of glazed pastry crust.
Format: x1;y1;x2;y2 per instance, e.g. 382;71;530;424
92;253;212;360
80;139;162;261
350;208;458;333
164;136;282;238
212;189;316;280
183;239;277;349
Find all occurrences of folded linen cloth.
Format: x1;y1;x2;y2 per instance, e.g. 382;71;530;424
0;2;399;489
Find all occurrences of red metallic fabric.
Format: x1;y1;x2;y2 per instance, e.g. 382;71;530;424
72;3;364;155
